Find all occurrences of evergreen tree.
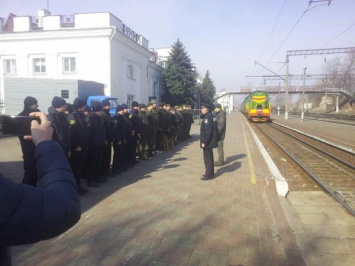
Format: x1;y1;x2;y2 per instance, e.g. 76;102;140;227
200;70;216;104
162;39;196;106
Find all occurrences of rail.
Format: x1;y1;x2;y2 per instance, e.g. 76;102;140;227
254;122;355;216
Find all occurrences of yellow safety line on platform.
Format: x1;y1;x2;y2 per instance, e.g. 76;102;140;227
241;117;257;185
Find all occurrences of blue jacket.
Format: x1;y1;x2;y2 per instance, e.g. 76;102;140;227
0;141;81;247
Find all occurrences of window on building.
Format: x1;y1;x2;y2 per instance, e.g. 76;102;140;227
4;59;17;74
61;90;69;99
33;58;46;73
127;65;134;79
63;57;76;73
127;95;134;108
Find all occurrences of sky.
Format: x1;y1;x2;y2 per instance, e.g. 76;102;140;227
1;0;355;92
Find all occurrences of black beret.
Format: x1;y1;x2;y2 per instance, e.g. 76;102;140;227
102;99;110;107
139;103;146;109
73;97;86;109
83;105;91;112
116;105;124;112
52;96;66;108
24;96;38;107
92;102;103;112
132;101;139;107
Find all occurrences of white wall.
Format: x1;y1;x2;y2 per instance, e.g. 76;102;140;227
0;11;163;107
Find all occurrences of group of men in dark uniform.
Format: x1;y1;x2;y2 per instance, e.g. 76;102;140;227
18;96;195;195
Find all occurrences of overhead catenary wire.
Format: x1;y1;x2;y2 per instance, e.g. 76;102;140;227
251;2;312;88
265;1;336;87
249;0;289;88
321;21;355;48
258;0;288;62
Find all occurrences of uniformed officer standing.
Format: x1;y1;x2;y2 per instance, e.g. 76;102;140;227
87;102;107;187
214;103;227;166
18;96;40;186
112;105;127;175
177;105;184;143
102;99;114;177
171;107;181;145
200;103;219;180
156;102;166;151
122;103;136;166
163;104;173;151
146;102;155;157
129;101;142;163
185;105;194;139
68;97;89;195
138;104;149;159
47;96;71;158
151;101;159;154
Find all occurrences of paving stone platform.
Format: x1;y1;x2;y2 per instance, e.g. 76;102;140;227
1;111;354;265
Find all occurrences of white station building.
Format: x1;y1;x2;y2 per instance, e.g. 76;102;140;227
0;9;164;110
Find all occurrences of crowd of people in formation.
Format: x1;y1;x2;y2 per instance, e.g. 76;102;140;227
18;96;195;195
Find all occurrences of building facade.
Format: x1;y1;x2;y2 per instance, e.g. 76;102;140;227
215;90;234;113
0;9;163;111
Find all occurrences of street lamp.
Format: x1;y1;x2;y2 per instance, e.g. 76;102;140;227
146;56;156;78
196;78;202;109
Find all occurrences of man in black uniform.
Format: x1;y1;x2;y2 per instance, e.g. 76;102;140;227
87;102;107;187
112;105;127;175
146;102;155;157
122;103;135;167
18;96;40;186
138;104;149;159
129;101;142;163
200;103;219;180
68;97;89;195
102;99;114;177
47;96;71;158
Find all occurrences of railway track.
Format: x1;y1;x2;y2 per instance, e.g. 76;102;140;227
254;122;355;216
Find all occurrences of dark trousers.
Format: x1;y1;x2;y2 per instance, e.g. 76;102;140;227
146;132;154;155
112;142;124;173
87;145;104;182
203;148;214;178
129;135;139;163
22;155;38;186
138;134;147;156
102;142;112;175
216;140;224;163
69;149;87;189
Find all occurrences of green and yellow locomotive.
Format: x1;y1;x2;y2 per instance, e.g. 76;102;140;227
240;91;271;122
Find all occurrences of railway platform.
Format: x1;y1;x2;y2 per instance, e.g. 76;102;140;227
1;111;354;265
272;113;355;152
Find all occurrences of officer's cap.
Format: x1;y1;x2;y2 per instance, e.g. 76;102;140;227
201;103;212;109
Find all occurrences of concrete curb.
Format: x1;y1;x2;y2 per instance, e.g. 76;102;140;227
245;119;289;197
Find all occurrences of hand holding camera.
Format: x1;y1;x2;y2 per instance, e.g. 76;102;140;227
24;112;53;145
2;112;53;146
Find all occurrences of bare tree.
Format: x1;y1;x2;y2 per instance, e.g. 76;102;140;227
322;53;355;97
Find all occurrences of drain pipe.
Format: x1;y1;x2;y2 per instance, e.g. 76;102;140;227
109;26;117;42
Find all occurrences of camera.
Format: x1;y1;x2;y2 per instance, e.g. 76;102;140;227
1;115;40;136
